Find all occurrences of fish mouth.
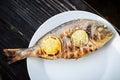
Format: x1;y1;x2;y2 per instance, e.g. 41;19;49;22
104;28;114;38
108;31;114;37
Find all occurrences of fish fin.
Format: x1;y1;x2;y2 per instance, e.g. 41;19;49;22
3;48;30;64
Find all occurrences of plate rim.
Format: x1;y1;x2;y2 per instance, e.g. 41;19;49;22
27;10;120;80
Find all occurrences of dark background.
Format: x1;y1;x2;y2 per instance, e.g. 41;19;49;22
85;0;120;29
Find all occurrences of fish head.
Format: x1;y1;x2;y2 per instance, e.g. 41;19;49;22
97;25;114;40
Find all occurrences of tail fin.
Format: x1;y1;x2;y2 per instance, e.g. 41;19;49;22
3;48;31;64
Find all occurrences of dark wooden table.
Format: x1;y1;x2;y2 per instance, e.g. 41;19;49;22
0;0;119;80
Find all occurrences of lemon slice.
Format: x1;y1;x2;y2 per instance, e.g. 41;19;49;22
71;30;88;47
41;36;61;55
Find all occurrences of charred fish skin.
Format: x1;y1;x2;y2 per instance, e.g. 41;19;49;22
3;19;114;64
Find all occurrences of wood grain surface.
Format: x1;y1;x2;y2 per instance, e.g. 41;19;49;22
0;0;118;80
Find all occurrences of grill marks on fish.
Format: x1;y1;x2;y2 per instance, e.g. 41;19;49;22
51;20;105;59
39;19;111;59
3;19;114;64
55;27;90;59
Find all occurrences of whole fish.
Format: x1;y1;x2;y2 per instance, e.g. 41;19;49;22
3;19;114;64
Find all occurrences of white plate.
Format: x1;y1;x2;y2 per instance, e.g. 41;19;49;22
27;11;120;80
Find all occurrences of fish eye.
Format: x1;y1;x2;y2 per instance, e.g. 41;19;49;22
41;36;61;55
98;27;104;32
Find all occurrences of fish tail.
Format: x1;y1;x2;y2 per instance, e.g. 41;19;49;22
3;48;32;64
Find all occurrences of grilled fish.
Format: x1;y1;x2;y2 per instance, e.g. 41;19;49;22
3;19;114;64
